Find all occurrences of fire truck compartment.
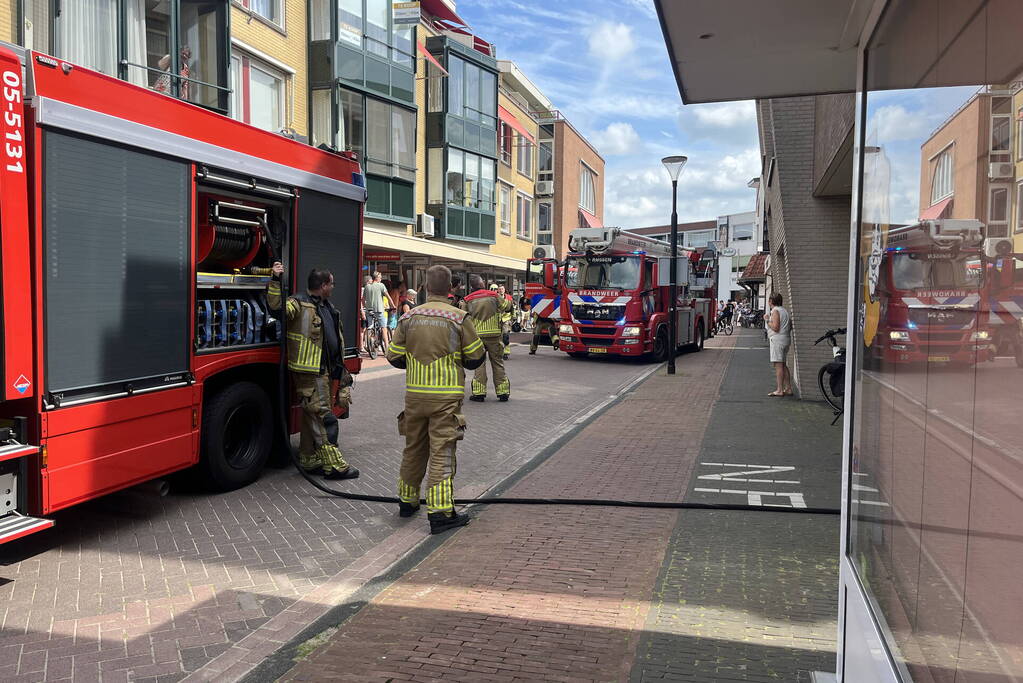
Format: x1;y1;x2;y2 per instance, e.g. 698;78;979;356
296;190;362;355
43;131;190;403
41;386;196;513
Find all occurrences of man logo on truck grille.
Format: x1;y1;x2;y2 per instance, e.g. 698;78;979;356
13;375;30;394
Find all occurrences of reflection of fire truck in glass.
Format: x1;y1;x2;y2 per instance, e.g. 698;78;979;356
0;48;365;545
865;220;1000;365
555;228;714;361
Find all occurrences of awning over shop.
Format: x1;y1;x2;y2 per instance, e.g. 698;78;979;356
653;0;864;103
737;252;768;283
417;40;448;75
579;210;601;229
919;196;952;221
498;105;535;144
420;0;494;57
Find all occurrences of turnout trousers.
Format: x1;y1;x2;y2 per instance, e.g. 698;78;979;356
397;397;466;513
471;336;510;398
292;372;350;475
530;318;560;352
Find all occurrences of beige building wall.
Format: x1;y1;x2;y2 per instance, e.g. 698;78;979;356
230;2;308;137
1014;87;1023;252
0;1;15;44
553;119;605;256
919;97;987;222
495;90;539;263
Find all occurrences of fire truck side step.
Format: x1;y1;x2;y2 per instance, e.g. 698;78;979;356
0;513;54;545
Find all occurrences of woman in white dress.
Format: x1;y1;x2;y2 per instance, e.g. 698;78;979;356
766;292;792;396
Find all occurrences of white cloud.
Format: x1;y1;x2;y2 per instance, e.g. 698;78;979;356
869;105;931;143
593;122;642;155
688;101;757;128
588;22;635;61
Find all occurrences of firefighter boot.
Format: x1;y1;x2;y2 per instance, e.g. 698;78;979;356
470;378;487;402
398;480;420;517
496;377;510;402
428;510;470;534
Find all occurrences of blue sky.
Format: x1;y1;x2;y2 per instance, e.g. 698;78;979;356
456;0;762;228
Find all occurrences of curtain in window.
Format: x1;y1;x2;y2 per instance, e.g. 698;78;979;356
59;0;117;76
250;0;274;21
310;0;330;40
311;90;333;148
392;107;415;181
366;98;390;175
249;65;281;132
124;0;148;87
579;166;595;213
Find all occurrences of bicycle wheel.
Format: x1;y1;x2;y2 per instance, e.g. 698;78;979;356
365;328;377;359
725;321;734;335
818;365;843;412
377;327;387;356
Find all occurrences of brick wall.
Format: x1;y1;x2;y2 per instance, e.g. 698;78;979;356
0;1;14;44
553;119;604;256
813;94;855;190
759;96;851;401
230;2;308;136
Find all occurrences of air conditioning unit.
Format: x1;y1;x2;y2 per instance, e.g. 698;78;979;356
989;162;1013;179
536;180;554;196
984;237;1013;259
532;244;556;259
415;213;435;237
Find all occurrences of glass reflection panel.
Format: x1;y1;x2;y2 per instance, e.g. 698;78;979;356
853;6;1023;679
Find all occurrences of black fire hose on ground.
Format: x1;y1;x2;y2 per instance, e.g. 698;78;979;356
267;257;838;518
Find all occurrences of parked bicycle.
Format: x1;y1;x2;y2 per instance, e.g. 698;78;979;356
739;309;764;328
815;327;846;424
363;310;387;360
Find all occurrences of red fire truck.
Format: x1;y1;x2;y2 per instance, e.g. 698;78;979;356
865;220;995;365
0;48;366;545
556;227;713;361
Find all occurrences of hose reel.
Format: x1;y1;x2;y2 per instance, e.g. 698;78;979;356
197;196;268;269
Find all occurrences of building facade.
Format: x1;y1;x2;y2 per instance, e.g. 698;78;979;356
658;1;1023;681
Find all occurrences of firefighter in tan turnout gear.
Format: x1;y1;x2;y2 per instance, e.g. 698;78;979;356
462;275;510;401
386;265;486;534
269;262;359;480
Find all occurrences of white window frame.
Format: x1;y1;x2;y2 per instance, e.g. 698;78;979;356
516;134;533;179
230;47;289;133
1016;181;1023;234
991;96;1011;154
930;145;954;205
235;0;285;31
499;183;512;235
579;162;596;214
1017;114;1023;161
516;192;532;241
989;184;1010;237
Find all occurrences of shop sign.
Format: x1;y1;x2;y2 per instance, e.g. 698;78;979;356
365;252;401;261
393;1;420;25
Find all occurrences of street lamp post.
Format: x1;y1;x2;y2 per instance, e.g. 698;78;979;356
662;155;688;375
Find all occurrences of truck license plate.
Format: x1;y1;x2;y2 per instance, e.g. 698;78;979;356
927;355;950;362
589;347;607;354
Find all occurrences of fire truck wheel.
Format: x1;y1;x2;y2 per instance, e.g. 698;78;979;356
693;323;705;352
200;381;273;491
652;326;670;363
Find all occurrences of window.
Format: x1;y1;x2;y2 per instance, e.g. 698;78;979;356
539;140;553;174
516;193;532;240
310;0;330;40
239;0;282;26
500;123;513;165
446;54;497;128
579;164;596;213
339;0;363;46
446;149;463;206
445;150;495;211
684;229;717;248
500;185;512;235
1017;182;1023;234
427;62;444;113
311;89;334;148
1017;111;1023;161
733;223;755;241
537;201;552;245
339;88;365;157
989;186;1009;237
364;0;389;58
231;52;286;133
516;136;533;178
991;96;1011;153
930;147;954;204
346;92;414;181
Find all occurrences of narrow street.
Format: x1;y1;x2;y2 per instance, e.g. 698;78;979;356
0;338;654;683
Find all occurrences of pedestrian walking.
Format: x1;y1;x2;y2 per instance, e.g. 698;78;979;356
766;292;792;396
362;271;389;353
268;263;358;480
386;265;485;534
462;275;510;401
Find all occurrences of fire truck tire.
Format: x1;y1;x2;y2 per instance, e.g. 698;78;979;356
200;381;273;491
693;323;705;352
652;326;670;363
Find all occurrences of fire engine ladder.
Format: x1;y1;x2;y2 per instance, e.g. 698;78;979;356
0;441;53;545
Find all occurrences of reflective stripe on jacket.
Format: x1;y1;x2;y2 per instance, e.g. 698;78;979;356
460;289;503;337
267;280;346;374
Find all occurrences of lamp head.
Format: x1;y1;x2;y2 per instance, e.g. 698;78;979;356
661;155;688;181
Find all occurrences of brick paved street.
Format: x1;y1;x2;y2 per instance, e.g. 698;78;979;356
269;329;842;683
0;341;653;683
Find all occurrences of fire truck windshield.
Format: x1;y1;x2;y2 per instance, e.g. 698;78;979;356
890;253;982;291
566;256;640;290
